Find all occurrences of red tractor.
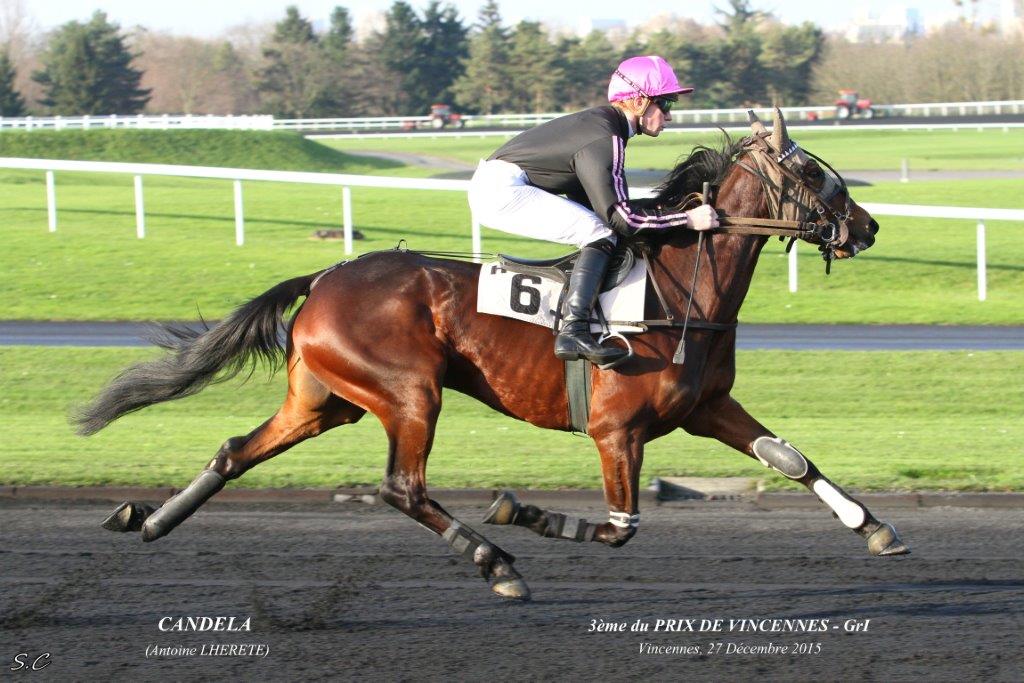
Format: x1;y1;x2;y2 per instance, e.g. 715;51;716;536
428;103;464;129
835;90;875;119
400;104;465;131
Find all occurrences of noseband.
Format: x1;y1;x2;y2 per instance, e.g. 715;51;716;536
718;133;854;272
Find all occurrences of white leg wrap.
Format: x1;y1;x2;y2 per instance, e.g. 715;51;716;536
813;479;866;529
608;511;640;529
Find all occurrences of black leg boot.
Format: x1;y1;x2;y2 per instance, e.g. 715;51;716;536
554;240;628;366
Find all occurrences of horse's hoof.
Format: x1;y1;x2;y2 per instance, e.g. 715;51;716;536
491;576;531;601
867;522;910;556
101;501;153;532
483;491;520;525
140;519;168;543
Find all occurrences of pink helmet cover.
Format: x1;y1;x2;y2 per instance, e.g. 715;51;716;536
608;55;693;102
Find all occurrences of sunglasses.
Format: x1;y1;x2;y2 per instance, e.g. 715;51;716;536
651;97;675;115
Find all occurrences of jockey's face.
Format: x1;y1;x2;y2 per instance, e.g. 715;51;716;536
639;97;670;136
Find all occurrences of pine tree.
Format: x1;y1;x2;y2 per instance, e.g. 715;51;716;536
418;1;468;107
377;1;424;114
0;49;26;116
453;0;510;114
558;31;616;110
323;6;353;60
272;6;316;44
715;0;768;106
256;6;331;118
33;11;150;114
759;22;824;106
316;6;355;116
507;22;562;113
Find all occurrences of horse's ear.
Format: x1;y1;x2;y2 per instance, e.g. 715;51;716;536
771;106;789;151
748;109;767;136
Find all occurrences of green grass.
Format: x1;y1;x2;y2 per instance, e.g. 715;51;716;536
2;347;1020;491
0;169;1020;323
0;129;404;174
321;128;1024;172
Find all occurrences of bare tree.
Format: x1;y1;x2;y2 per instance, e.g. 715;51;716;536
812;26;1024;105
133;31;261;114
0;0;40;110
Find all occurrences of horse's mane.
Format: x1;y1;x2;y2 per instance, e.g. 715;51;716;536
622;132;746;254
652;132;747;207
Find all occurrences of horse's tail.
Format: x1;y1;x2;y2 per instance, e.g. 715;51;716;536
74;272;320;436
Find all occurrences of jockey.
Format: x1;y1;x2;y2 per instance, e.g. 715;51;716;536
469;55;719;366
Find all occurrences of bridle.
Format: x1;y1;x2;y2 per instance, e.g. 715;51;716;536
637;127;859;364
719;132;855;273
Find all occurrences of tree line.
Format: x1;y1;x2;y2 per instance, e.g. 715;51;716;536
1;0;1022;119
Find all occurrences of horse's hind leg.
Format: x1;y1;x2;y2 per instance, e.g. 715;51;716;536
681;395;909;556
484;428;645;548
369;380;530;600
103;357;365;540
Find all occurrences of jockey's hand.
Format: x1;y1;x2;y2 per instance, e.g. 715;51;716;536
685;204;719;231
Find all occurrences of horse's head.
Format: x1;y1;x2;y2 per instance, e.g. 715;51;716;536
744;108;878;260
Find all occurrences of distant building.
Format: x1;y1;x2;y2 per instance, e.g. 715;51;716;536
576;17;627;38
354;10;386;43
1000;0;1024;34
844;4;924;42
576;18;626;34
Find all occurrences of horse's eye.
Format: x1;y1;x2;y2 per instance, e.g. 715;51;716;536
805;161;824;179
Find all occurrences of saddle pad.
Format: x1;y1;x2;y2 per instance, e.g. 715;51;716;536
477;259;646;334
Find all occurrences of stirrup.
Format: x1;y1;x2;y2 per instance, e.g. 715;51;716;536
595;332;633;370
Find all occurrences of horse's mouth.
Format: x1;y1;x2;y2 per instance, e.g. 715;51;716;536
834;244;859;259
833;232;875;259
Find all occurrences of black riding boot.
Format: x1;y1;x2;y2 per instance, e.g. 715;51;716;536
554;240;628;366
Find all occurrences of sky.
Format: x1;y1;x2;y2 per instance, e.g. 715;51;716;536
19;0;988;37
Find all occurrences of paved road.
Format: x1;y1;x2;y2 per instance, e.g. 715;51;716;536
2;499;1020;680
2;321;1022;350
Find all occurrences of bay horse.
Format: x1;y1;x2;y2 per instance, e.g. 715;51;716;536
77;109;907;601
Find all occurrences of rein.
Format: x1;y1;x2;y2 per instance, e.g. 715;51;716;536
620;132;855;364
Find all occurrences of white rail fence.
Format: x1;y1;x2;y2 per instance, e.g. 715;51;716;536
2;157;1021;301
2;100;1021;133
0;114;274;131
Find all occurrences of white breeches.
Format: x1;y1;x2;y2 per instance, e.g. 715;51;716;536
468;159;616;248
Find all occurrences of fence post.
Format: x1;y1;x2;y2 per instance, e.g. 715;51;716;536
976;220;986;302
788;240;798;293
342;186;353;255
471;211;482;262
134;175;146;238
900;158;909;183
233;180;245;246
45;171;57;232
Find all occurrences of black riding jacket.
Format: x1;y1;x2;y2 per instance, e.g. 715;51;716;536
489;105;690;236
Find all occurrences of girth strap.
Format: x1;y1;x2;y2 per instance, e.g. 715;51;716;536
564;358;592;434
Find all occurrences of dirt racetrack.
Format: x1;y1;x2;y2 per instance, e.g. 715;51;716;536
2;498;1021;681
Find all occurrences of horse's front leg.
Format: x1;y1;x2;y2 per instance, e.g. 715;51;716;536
681;395;909;556
484;428;644;548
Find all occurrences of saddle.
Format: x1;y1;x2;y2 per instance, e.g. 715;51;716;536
495;244;638;436
497;243;636;292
